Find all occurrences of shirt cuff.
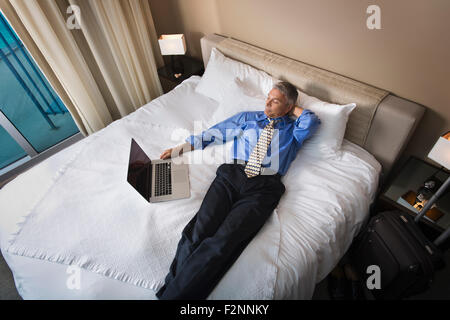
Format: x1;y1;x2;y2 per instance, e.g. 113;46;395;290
186;135;204;150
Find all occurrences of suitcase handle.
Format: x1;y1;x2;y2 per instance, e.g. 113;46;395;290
414;175;450;246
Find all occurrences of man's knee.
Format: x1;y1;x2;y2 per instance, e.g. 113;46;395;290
216;163;228;175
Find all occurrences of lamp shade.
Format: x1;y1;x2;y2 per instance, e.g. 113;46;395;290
428;131;450;169
158;34;187;55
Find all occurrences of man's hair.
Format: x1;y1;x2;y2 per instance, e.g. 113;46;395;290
273;81;298;106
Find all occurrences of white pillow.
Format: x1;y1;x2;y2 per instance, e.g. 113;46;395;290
195;47;274;102
297;90;356;158
210;77;266;125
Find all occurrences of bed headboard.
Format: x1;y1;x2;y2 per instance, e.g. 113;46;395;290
200;34;425;185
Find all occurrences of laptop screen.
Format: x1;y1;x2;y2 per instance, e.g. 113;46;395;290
127;139;151;201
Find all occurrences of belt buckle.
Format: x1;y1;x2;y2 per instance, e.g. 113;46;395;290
260;167;277;176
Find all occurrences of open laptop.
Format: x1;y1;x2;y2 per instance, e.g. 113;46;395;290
127;138;190;202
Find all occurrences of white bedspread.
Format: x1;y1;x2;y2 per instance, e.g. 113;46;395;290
0;76;381;299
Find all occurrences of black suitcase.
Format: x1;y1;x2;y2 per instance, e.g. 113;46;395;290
350;210;445;299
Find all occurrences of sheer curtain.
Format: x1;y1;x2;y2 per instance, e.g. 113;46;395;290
0;0;163;135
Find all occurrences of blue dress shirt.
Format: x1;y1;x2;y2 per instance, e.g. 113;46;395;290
186;110;321;175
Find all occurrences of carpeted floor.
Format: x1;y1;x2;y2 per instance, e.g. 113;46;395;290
0;251;21;300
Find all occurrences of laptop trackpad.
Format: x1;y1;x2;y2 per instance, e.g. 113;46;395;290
173;169;187;183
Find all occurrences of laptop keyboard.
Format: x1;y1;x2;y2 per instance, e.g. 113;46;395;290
154;163;172;197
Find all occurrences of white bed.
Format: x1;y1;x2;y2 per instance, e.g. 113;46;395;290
0;34;424;300
0;75;380;299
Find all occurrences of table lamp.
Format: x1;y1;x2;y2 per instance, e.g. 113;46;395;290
158;34;187;78
415;131;450;246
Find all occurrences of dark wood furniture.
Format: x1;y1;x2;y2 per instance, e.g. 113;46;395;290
157;56;204;93
376;156;450;248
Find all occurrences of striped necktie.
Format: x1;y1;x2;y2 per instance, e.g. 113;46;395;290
244;119;275;178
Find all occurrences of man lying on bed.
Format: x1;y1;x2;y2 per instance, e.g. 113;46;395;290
157;81;320;300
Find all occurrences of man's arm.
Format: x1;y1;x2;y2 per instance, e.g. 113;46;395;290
291;105;321;148
160;112;246;160
160;142;194;160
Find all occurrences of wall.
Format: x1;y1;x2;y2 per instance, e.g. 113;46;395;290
148;0;450;176
148;0;221;66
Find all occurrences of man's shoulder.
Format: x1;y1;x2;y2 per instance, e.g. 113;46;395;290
240;110;265;118
227;111;264;122
237;110;264;114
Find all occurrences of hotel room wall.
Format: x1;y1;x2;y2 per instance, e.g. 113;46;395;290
148;0;450;174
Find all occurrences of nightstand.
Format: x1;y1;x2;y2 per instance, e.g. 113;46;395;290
157;56;204;93
376;156;450;248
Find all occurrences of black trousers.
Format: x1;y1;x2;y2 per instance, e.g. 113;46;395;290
156;163;285;300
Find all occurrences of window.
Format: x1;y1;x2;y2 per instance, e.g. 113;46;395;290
0;12;82;182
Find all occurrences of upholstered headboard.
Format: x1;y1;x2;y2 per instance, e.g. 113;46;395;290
200;34;425;185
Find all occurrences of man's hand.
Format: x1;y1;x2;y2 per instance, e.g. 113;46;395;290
160;142;194;160
160;148;174;160
290;105;304;118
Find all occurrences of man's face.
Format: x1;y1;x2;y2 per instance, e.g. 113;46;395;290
265;88;293;119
